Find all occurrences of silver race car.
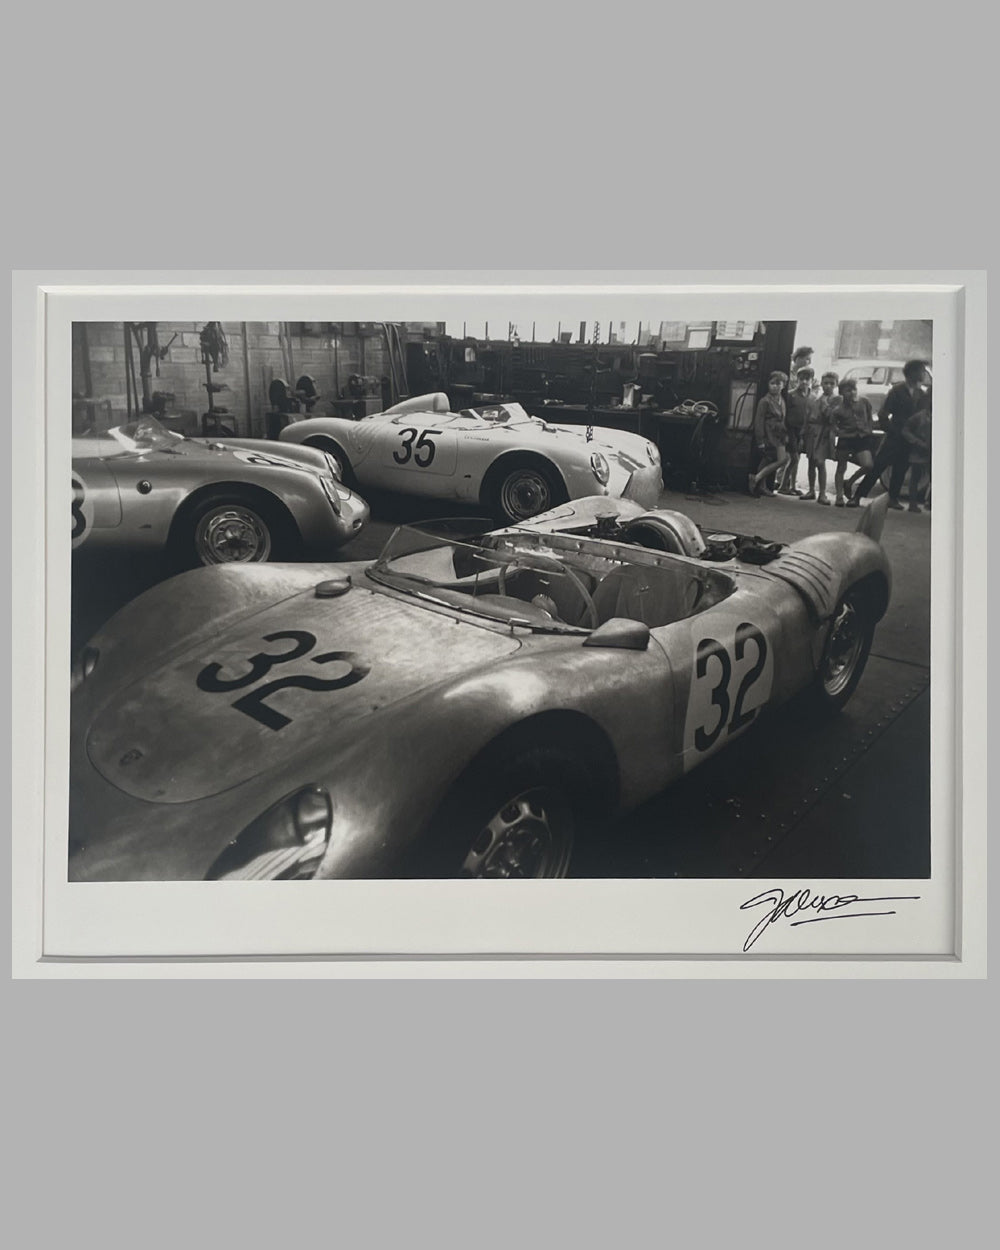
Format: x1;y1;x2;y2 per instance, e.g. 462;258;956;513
279;392;662;522
72;414;369;566
68;495;891;881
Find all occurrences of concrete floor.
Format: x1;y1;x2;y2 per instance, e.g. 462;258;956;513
572;482;931;879
70;476;932;881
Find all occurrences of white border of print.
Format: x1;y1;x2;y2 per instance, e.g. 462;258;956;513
11;271;986;979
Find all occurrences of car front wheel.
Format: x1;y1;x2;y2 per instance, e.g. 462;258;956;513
419;744;589;878
193;501;273;564
177;494;298;568
489;461;566;523
460;783;574;878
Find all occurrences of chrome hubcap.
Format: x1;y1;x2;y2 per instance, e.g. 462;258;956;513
461;788;569;878
823;601;863;696
197;507;270;564
500;472;550;521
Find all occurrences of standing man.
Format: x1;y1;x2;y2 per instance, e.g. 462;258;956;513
790;346;821;394
781;367;814;494
852;359;929;510
902;388;932;513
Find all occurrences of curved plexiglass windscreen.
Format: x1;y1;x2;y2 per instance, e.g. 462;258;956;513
368;522;732;633
78;414;185;457
368;523;598;632
458;402;533;424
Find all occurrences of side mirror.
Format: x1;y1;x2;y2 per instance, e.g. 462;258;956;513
583;618;651;650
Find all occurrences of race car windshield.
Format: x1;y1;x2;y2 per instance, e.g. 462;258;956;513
458;403;533;424
368;524;593;632
104;415;183;455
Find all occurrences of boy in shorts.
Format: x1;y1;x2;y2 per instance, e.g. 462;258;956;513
781;367;814;495
832;378;875;507
749;371;790;497
801;370;838;504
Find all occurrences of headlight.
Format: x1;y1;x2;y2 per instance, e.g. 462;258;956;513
646;442;660;465
320;475;342;516
71;645;100;692
206;784;334;880
590;451;610;485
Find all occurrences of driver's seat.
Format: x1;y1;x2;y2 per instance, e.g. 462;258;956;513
503;566;595;626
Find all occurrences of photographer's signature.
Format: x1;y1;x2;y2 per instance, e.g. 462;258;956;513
739;887;921;952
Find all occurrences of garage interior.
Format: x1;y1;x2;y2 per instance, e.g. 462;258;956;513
70;316;933;880
73;317;933;494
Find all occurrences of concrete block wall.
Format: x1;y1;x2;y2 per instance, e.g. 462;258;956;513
72;321;434;437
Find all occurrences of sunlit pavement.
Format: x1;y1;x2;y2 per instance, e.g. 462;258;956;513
71;477;931;881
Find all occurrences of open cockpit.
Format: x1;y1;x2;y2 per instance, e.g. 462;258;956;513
368;524;736;632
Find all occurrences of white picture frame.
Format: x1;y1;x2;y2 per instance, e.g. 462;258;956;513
11;270;987;979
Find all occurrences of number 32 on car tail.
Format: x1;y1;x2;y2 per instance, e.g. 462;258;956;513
681;609;775;771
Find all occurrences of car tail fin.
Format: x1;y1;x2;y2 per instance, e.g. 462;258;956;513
856;492;890;543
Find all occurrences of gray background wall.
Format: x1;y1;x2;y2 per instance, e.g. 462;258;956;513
5;2;992;1249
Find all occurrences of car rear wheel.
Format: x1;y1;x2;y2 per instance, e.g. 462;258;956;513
813;588;876;711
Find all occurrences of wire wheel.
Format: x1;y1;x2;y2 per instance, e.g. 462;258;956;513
194;504;272;564
460;786;574;879
498;468;553;522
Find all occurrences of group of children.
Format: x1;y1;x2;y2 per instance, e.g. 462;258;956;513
748;358;931;511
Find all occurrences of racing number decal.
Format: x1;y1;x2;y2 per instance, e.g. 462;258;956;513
693;640;731;751
72;478;86;539
196;630;370;731
684;622;771;765
730;622;769;732
393;428;441;467
197;630;316;692
241;453;286;467
71;473;94;549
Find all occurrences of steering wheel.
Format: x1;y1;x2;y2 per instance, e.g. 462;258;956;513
498;554;599;630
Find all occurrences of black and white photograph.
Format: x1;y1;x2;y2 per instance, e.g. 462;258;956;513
68;313;933;888
11;276;983;968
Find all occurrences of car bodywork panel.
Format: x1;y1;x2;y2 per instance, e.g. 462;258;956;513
71;426;368;556
279;393;663;511
69;501;890;881
86;582;524;803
